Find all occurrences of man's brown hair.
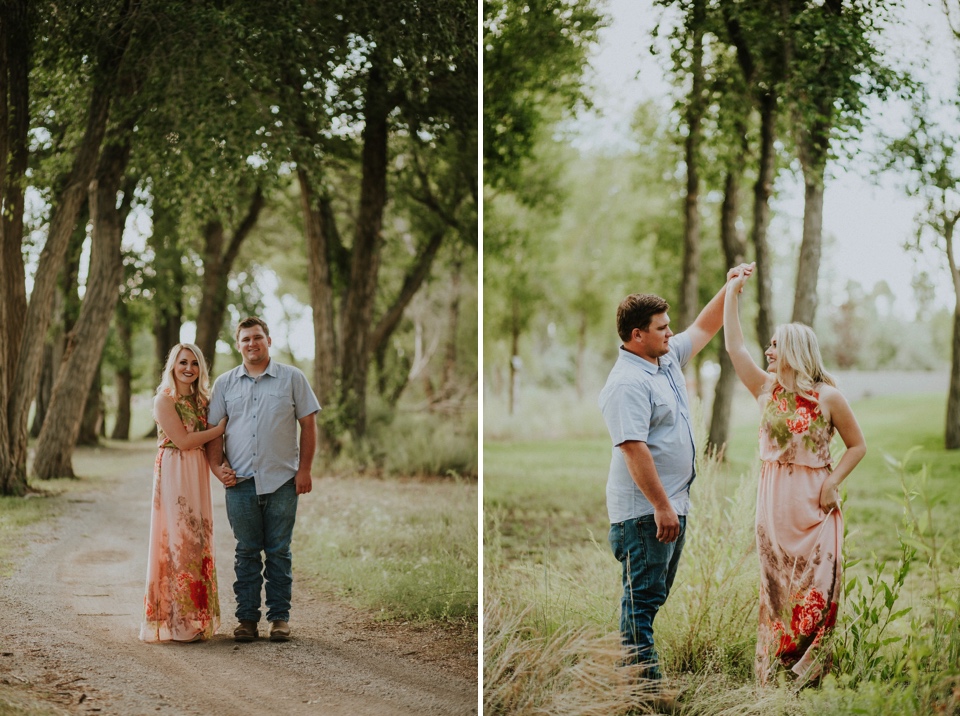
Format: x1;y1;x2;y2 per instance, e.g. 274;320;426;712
235;316;271;342
616;294;669;343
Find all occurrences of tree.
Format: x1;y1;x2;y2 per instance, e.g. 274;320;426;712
0;0;140;493
887;100;960;448
483;0;604;192
786;0;900;325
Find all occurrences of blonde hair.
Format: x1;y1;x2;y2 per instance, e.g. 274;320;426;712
771;323;836;403
156;343;212;405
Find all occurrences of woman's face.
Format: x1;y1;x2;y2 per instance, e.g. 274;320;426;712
173;348;201;388
764;336;779;373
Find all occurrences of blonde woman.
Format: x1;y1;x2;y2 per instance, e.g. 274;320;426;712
141;343;227;643
724;266;866;685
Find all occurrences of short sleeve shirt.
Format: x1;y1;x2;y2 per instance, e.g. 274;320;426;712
598;332;696;523
207;359;321;495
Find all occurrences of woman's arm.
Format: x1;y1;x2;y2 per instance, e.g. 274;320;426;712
154;394;226;451
818;386;867;511
723;273;770;399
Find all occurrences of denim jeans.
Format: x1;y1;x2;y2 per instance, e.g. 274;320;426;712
224;477;299;623
608;514;687;679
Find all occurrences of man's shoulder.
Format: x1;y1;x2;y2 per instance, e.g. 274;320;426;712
600;357;653;402
212;365;244;387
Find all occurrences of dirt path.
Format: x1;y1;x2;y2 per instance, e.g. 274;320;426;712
0;445;477;716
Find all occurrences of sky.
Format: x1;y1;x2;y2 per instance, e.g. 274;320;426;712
568;0;960;317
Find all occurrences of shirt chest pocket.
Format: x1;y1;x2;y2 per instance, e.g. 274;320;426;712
650;392;676;427
262;386;294;418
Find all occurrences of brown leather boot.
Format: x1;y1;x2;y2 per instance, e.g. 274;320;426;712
233;620;258;642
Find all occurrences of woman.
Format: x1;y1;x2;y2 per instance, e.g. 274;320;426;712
724;266;866;685
140;343;226;643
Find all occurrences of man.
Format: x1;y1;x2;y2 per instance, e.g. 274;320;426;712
206;316;321;643
598;265;753;681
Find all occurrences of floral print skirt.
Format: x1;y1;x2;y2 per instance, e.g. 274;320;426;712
140;447;220;642
755;460;841;684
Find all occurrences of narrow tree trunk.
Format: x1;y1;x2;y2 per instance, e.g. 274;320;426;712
947;308;960;450
575;312;587;401
340;53;391;439
442;251;463;399
945;217;960;449
30;344;54;438
678;0;705;333
508;300;520;416
753;92;777;353
78;367;103;446
792;170;825;326
34;136;132;479
111;300;133;440
708;154;748;457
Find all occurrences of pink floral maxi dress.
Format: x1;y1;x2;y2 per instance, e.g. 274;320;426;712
140;390;220;642
755;383;841;684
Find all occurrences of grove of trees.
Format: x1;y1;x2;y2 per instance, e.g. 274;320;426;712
483;0;959;452
1;0;477;495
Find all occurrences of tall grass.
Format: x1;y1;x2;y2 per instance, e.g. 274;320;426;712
484;391;960;715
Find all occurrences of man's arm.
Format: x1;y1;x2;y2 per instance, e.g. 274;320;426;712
685;263;755;357
619;440;680;543
205;437;237;487
294;413;318;495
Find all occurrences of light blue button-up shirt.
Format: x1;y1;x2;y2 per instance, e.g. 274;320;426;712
207;359;321;495
598;331;697;523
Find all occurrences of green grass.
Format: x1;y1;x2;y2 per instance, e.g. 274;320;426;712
484;390;960;715
295;473;478;622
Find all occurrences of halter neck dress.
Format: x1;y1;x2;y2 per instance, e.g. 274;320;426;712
140;389;221;642
754;383;841;684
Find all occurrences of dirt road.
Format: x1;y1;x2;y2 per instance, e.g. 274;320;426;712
0;445;477;716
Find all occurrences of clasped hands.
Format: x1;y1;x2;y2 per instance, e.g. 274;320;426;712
726;262;756;293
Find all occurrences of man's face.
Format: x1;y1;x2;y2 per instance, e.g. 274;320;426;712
633;312;673;362
237;325;271;366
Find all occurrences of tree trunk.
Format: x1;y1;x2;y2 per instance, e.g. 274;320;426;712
442;251;463;399
708;152;748;458
678;0;705;333
78;366;103;446
299;170;340;454
508;299;520;416
0;0;30;495
33;136;132;479
792;170;825;326
947;308;960;450
339;53;391;439
194;187;264;372
753;92;777;353
30;344;54;438
945;216;960;449
0;0;29;400
111;300;133;440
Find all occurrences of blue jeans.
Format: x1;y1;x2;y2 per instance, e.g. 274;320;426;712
224;477;298;623
608;514;687;679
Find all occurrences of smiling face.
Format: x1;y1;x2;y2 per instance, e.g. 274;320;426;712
173;348;201;392
237;325;271;368
764;336;779;373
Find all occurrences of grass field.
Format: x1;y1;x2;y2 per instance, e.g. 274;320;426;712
484;390;960;715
